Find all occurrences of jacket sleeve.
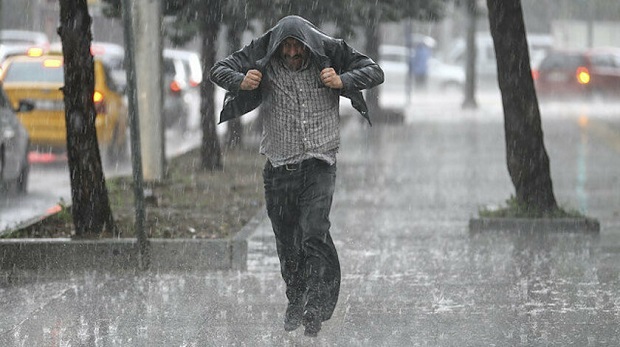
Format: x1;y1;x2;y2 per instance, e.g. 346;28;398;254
209;35;268;93
333;40;384;92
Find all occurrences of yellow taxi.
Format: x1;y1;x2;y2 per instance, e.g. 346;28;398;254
0;51;128;161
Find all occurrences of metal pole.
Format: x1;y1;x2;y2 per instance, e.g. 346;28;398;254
121;0;149;270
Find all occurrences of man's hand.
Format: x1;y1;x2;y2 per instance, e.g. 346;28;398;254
320;68;343;89
240;69;262;90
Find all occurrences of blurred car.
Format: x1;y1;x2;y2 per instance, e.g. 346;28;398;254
534;47;620;100
0;83;33;194
444;33;553;87
163;48;202;88
0;30;50;62
0;43;45;63
49;41;127;89
0;52;128;162
163;48;202;130
379;44;464;92
0;30;49;48
64;42;193;131
162;54;189;130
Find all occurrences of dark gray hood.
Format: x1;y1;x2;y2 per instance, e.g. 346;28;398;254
257;15;330;70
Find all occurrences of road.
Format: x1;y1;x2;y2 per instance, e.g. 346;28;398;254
1;92;620;346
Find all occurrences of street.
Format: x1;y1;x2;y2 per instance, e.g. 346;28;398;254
1;91;619;346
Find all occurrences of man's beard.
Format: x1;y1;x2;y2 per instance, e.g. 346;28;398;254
284;54;304;70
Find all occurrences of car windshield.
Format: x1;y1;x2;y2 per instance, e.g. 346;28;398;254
3;60;64;83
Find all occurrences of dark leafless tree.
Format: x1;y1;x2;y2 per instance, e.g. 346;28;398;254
58;0;116;235
487;0;558;214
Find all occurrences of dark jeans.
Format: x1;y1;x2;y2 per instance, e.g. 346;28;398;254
263;158;341;321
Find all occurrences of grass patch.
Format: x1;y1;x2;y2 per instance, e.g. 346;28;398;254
3;145;265;239
479;196;586;219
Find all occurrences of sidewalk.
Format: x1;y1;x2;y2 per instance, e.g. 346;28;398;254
1;95;620;346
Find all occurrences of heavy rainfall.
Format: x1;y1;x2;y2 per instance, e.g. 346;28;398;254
1;0;620;346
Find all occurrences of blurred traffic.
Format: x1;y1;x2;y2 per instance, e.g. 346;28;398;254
0;50;129;163
534;47;620;100
0;82;32;194
0;27;203;197
0;0;619;204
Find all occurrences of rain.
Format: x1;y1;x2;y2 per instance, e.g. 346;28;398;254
1;0;620;345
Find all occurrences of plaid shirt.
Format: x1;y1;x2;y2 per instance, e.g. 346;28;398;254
259;57;340;167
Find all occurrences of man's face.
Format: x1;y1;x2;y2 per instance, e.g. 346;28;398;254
280;37;307;70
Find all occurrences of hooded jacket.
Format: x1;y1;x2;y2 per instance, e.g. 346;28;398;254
209;15;384;125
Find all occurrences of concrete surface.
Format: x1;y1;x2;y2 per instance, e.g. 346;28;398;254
1;91;620;346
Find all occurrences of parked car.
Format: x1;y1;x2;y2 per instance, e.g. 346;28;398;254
534;47;620;100
444;32;553;87
163;48;202;88
0;30;49;47
0;30;50;64
0;52;128;162
164;48;202;130
379;44;464;92
0;43;44;64
0;83;33;194
67;43;193;131
162;53;190;130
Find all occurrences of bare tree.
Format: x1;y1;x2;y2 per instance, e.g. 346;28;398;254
487;0;558;215
224;14;245;150
462;0;478;109
198;0;222;170
58;0;116;235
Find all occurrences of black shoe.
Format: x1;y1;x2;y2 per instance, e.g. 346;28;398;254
284;303;303;332
303;310;321;337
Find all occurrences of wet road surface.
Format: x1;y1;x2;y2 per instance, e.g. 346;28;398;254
1;94;620;346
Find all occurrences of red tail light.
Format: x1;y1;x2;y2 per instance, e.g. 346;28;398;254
170;80;182;93
531;69;539;81
576;66;590;84
94;91;106;114
189;79;201;87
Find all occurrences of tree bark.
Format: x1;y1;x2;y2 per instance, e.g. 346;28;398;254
199;0;222;170
462;0;478;109
486;0;558;214
364;6;381;117
58;0;116;235
225;21;244;149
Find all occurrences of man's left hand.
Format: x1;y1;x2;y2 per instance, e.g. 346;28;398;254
320;68;343;89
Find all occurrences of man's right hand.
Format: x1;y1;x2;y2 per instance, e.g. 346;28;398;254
240;69;262;90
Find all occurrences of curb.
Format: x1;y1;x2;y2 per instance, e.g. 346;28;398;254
0;209;265;274
469;217;601;233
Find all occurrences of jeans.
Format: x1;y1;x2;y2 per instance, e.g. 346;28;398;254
263;158;341;321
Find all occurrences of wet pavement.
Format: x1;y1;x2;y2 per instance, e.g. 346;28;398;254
1;92;620;346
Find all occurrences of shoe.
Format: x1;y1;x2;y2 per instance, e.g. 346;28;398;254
303;310;321;337
284;303;303;332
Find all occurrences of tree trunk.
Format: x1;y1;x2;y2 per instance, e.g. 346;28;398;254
486;0;558;214
225;21;243;150
199;0;222;170
364;6;381;117
462;0;478;109
58;0;116;235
